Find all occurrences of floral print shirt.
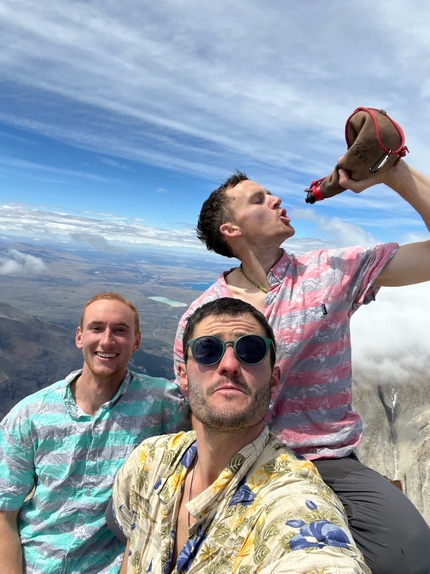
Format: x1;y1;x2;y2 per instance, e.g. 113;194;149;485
113;428;370;573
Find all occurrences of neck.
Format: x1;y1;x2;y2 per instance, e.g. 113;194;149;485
193;421;265;488
236;247;283;290
71;366;126;416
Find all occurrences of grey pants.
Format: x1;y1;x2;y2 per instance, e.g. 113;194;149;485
314;454;430;574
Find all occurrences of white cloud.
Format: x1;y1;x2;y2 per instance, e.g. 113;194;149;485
0;156;124;183
351;282;430;385
1;0;430;192
69;232;125;253
0;249;47;275
1;202;381;254
294;209;379;247
0;202;201;250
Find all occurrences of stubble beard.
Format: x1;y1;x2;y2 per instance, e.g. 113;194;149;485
188;376;272;433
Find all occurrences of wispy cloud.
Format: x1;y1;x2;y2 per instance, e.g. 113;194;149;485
0;201;363;254
0;248;47;275
69;232;125;253
0;203;201;250
2;0;430;192
0;156;124;183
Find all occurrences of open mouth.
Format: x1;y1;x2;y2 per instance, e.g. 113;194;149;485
95;352;119;359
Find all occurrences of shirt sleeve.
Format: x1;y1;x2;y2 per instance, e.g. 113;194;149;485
0;407;36;511
112;445;144;540
326;242;398;314
352;242;398;309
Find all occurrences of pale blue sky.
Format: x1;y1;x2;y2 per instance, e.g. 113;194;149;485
1;0;430;254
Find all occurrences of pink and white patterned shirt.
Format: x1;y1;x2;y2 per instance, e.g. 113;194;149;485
174;243;398;460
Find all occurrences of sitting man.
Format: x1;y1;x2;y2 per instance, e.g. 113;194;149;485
0;292;190;574
174;161;430;573
113;298;369;573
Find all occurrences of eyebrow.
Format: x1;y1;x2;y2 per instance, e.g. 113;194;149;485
86;321;130;329
250;188;271;199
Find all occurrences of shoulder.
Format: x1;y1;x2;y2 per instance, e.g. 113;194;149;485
120;431;193;478
256;434;322;482
2;378;68;424
178;272;234;324
128;372;184;400
291;244;397;270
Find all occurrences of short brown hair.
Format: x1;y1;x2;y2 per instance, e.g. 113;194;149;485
183;298;276;368
80;292;140;334
196;171;249;258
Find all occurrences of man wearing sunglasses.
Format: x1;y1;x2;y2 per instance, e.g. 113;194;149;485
173;161;430;574
113;298;369;573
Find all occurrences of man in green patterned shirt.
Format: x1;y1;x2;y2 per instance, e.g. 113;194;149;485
0;292;190;574
113;298;369;573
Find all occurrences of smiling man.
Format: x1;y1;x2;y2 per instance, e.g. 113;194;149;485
113;298;369;574
0;292;190;574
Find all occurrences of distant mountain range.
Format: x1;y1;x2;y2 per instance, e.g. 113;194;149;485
0;302;83;419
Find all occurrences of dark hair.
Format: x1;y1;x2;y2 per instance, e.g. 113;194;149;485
183;298;276;367
196;171;249;258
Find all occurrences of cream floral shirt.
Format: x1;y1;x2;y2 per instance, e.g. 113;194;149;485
113;428;370;573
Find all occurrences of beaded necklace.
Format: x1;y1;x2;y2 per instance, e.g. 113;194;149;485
239;264;269;294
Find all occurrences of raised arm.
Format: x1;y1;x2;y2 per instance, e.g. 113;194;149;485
339;160;430;287
0;510;23;574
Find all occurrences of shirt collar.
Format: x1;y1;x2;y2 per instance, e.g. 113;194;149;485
62;368;132;418
267;249;290;284
187;426;271;525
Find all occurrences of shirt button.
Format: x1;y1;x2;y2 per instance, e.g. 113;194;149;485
86;490;91;496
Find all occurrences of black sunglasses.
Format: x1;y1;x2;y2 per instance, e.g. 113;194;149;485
186;334;274;366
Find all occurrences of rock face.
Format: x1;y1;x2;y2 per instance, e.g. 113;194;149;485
353;378;430;525
0;303;82;420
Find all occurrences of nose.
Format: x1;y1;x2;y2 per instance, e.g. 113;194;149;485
100;329;115;345
271;195;282;209
217;344;241;376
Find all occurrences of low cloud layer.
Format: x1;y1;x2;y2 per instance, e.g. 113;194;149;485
70;232;125;254
0;249;46;275
351;282;430;386
0;202;343;254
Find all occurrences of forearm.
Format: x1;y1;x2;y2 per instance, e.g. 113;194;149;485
384;160;430;231
0;511;23;574
119;541;130;574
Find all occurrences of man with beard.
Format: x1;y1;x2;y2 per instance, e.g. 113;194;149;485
112;298;369;574
0;292;190;574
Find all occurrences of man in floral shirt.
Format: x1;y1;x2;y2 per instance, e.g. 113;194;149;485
113;298;369;573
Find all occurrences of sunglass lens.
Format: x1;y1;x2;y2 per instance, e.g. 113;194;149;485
192;336;223;365
236;335;267;364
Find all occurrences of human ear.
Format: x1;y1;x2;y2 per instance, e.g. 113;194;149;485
219;222;242;239
178;363;189;396
75;327;83;350
132;331;142;352
270;366;281;398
